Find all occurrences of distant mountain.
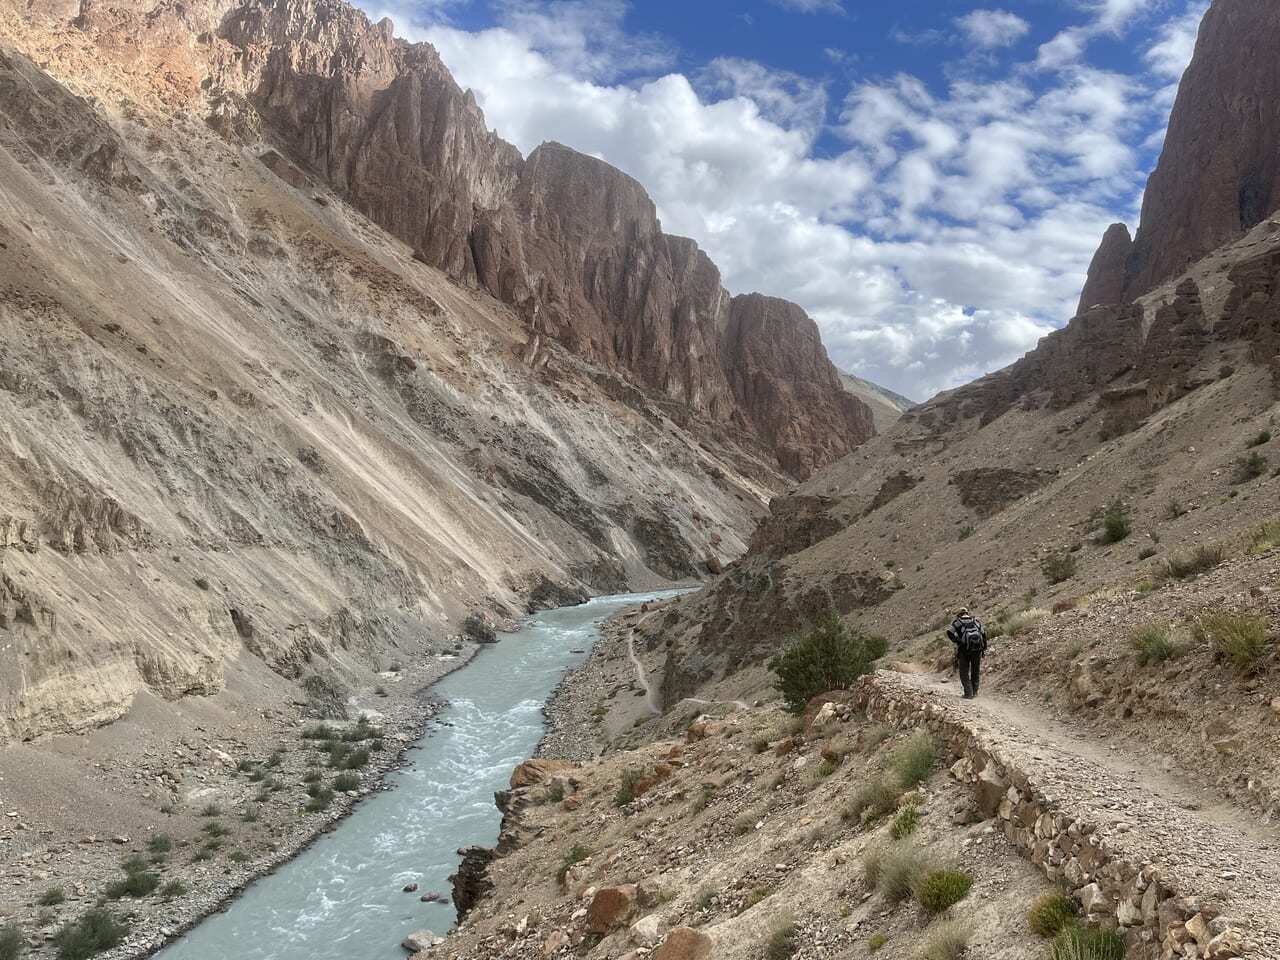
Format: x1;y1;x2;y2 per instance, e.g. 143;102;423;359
837;370;915;433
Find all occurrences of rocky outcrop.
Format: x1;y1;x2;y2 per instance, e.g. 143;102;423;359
1126;0;1280;298
1077;222;1132;312
203;1;871;478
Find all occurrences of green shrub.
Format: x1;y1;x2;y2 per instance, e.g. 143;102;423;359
104;868;159;900
868;932;887;951
1248;517;1280;555
863;724;894;752
303;770;322;785
1103;500;1131;543
1041;552;1079;584
768;610;884;714
886;730;936;788
556;843;590;885
695;886;718;910
1159;544;1225;580
764;920;797;960
202;822;231;838
41;886;66;906
615;768;644;807
304;788;334;813
146;835;172;856
160;881;187;899
1194;610;1269;674
889;805;919;839
919;918;972;960
242;805;260;823
54;907;129;960
301;723;337;740
1027;892;1078;937
876;843;935;902
1127;624;1188;664
1049;926;1125;960
1236;451;1268;482
915;869;973;913
958;525;974;541
1138;547;1157;560
843;777;901;825
1248;430;1272;448
0;925;23;960
334;771;360;792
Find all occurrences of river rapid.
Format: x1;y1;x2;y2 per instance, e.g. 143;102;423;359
155;591;678;960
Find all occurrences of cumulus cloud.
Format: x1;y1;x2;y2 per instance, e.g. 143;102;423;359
368;1;1208;399
770;0;845;13
954;9;1031;49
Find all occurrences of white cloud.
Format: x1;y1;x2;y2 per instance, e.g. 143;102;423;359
954;9;1031;49
365;2;1209;400
770;0;844;13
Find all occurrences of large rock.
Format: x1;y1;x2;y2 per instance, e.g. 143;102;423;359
1126;0;1280;298
1077;222;1132;312
509;759;573;790
401;929;441;952
651;927;714;960
585;884;638;934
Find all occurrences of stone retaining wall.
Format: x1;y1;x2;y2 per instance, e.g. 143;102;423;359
853;676;1252;960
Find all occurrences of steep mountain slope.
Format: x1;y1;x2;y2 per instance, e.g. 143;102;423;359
0;0;870;745
838;370;914;434
650;0;1280;703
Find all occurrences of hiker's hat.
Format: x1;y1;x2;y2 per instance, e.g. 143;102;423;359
956;606;969;616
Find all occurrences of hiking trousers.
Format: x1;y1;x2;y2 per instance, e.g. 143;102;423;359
957;649;982;698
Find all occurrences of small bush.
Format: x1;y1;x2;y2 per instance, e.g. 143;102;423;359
335;747;369;770
958;525;975;541
876;843;935;902
768;610;884;714
1049;926;1125;960
41;886;67;906
160;881;187;899
556;844;590;885
334;771;360;792
242;805;260;823
863;724;894;751
202;822;231;838
199;804;221;817
764;920;798;960
1127;624;1188;664
0;925;23;960
1159;544;1225;580
1041;552;1079;584
615;768;644;807
1248;430;1272;448
304;788;334;813
301;723;337;741
103;864;159;900
915;869;973;913
1194;610;1269;674
695;886;718;910
889;805;919;839
843;778;901;825
920;917;972;960
1138;547;1157;560
1248;517;1280;555
1027;892;1078;937
1236;451;1269;482
146;835;172;856
1103;500;1131;543
868;932;887;951
886;730;936;788
53;907;129;960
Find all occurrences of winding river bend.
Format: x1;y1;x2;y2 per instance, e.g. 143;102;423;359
157;591;677;960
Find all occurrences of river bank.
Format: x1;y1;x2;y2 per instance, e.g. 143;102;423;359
0;640;479;960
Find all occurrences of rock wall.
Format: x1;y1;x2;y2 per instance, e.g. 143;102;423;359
854;675;1258;960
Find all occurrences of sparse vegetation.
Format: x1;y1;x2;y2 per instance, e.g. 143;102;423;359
0;925;24;960
304;788;335;813
1248;517;1280;555
201;822;231;838
1248;430;1272;448
886;730;936;788
1028;892;1078;937
988;607;1049;639
333;771;360;792
1102;500;1131;543
199;804;221;817
958;525;975;541
1138;547;1157;560
54;907;129;960
875;842;935;902
915;869;973;913
301;723;338;741
764;920;798;960
615;768;644;807
919;917;972;960
554;843;590;885
1041;552;1079;584
40;887;66;906
160;881;187;900
694;886;718;910
1236;450;1268;482
843;778;901;826
889;804;919;839
103;854;160;900
868;932;887;951
1159;544;1225;581
1127;623;1189;664
1194;610;1269;674
768;610;884;713
1049;926;1126;960
146;834;172;856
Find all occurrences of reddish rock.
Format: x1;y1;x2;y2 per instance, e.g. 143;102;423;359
509;759;573;789
705;556;724;575
652;927;714;960
585;885;638;934
1127;0;1280;298
1077;222;1132;313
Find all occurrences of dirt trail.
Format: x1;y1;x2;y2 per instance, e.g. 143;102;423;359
880;669;1280;955
625;629;661;716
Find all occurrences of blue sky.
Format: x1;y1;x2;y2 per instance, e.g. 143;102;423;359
364;0;1211;400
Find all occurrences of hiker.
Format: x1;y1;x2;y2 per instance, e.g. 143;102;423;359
946;607;987;699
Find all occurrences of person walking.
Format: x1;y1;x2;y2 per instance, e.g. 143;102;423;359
946;607;987;699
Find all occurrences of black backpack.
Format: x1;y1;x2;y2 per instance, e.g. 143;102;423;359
957;617;986;652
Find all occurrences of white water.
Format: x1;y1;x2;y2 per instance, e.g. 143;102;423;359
156;591;678;960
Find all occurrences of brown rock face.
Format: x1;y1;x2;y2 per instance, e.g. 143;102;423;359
508;759;573;790
651;927;714;960
584;884;638;934
209;1;871;478
1077;222;1132;312
1125;0;1280;297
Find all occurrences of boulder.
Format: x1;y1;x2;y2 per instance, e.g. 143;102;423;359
652;927;714;960
401;929;441;952
509;759;574;790
585;884;638;934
